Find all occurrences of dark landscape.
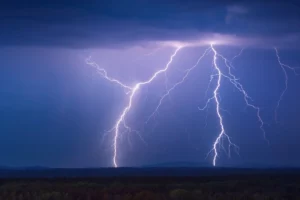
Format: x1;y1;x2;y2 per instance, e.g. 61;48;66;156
0;167;300;199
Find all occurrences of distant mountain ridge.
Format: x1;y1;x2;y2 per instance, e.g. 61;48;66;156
0;166;49;170
142;161;211;168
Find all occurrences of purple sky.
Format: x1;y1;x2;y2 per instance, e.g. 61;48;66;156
0;1;300;167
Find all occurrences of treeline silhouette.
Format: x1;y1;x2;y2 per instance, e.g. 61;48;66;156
0;173;300;199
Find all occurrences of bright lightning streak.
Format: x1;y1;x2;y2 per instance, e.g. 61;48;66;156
274;47;300;122
87;46;183;167
211;45;227;166
208;44;239;166
199;44;267;166
113;46;182;167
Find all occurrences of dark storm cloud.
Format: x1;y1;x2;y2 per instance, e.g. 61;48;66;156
0;0;300;48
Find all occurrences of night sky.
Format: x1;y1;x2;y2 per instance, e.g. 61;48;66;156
1;0;300;168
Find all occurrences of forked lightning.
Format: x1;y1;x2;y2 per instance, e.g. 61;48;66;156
86;43;298;167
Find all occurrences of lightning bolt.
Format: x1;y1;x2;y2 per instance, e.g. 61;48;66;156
87;46;182;167
86;43;297;168
201;44;268;166
274;47;300;123
210;45;230;166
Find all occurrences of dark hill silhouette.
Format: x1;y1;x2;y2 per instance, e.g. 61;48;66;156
0;166;49;170
142;161;211;168
1;167;300;178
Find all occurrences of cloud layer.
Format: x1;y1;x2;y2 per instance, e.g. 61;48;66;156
1;0;300;48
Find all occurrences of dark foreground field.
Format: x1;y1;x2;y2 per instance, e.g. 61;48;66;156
0;168;300;200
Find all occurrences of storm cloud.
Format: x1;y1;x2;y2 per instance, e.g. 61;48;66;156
0;0;300;48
